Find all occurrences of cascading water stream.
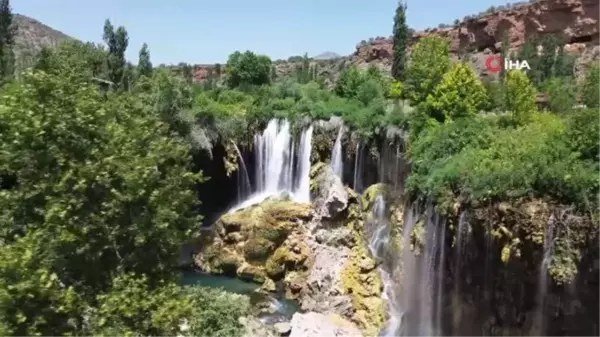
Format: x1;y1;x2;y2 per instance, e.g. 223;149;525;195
295;125;313;202
229;119;313;212
366;196;402;337
397;202;447;336
331;125;344;179
231;141;252;203
534;213;557;335
353;141;363;193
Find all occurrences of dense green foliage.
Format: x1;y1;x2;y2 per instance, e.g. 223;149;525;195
225;51;272;88
0;23;251;336
138;43;153;78
582;64;599;109
404;36;451;105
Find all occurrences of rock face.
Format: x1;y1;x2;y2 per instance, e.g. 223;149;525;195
193;198;313;286
193;165;385;336
352;0;599;76
289;312;363;337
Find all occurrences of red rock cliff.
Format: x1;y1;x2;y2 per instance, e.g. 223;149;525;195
353;0;599;74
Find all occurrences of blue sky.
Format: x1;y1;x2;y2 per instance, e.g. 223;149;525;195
14;0;508;65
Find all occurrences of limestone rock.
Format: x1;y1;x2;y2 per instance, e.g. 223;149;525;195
289;312;364;337
310;162;349;220
274;322;291;336
241;316;277;337
193;198;312;279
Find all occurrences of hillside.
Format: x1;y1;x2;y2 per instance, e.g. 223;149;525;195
13;14;72;69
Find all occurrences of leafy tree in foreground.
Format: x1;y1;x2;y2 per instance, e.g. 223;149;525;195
0;69;203;293
391;0;410;81
225;50;272;88
504;70;537;125
404;36;451;105
581;64;599;108
426;62;487;121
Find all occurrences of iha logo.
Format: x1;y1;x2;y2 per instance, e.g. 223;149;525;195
485;55;531;73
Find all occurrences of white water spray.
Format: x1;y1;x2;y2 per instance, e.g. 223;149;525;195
229;119;313;212
331;125;344;180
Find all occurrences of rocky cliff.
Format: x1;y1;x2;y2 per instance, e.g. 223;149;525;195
350;0;599;77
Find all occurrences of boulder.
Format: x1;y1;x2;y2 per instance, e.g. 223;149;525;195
310;162;349;220
289;312;364;337
274;322;292;336
193;198;312;282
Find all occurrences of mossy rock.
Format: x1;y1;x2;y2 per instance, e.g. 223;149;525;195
210;249;244;276
217;199;312;239
265;241;311;280
244;237;276;262
237;263;266;283
361;183;391;212
340;232;385;335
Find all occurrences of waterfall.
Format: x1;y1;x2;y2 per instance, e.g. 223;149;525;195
397;202;447;336
229;119;313;212
452;210;469;332
534;214;556;334
331;125;344;180
353;141;363;193
231;141;252;203
366;196;402;337
295;125;313;202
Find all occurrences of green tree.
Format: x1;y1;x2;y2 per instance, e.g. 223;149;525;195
0;0;15;82
225;51;271;88
137;42;153;78
537;34;560;84
0;231;85;336
103;20;129;89
518;35;540;84
545;77;577;113
405;36;451;105
0;70;203;293
426;62;487;120
334;66;364;98
504;70;537;125
553;45;575;78
391;1;410;81
89;274;195;336
581;64;599;108
499;31;510;81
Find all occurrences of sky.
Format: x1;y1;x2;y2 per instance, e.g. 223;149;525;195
14;0;509;65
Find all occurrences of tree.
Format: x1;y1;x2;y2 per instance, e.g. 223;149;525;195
504;70;537;125
334;66;364;98
0;70;203;294
392;1;410;81
103;20;129;89
225;51;271;88
581;64;599;108
537;34;560;85
0;0;15;82
137;43;153;78
518;35;540;84
404;36;451;105
426;62;487;121
545;77;577;113
89;274;195;336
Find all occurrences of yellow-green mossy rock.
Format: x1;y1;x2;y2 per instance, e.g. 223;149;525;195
341;242;385;336
361;183;391;213
194;199;312;284
339;216;385;336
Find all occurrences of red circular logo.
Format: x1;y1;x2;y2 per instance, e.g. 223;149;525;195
485;55;502;73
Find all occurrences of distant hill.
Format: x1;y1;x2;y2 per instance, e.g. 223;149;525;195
13;14;72;69
313;51;341;60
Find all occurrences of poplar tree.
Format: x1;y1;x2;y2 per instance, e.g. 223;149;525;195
391;1;410;81
0;0;15;82
103;19;129;90
137;43;153;78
